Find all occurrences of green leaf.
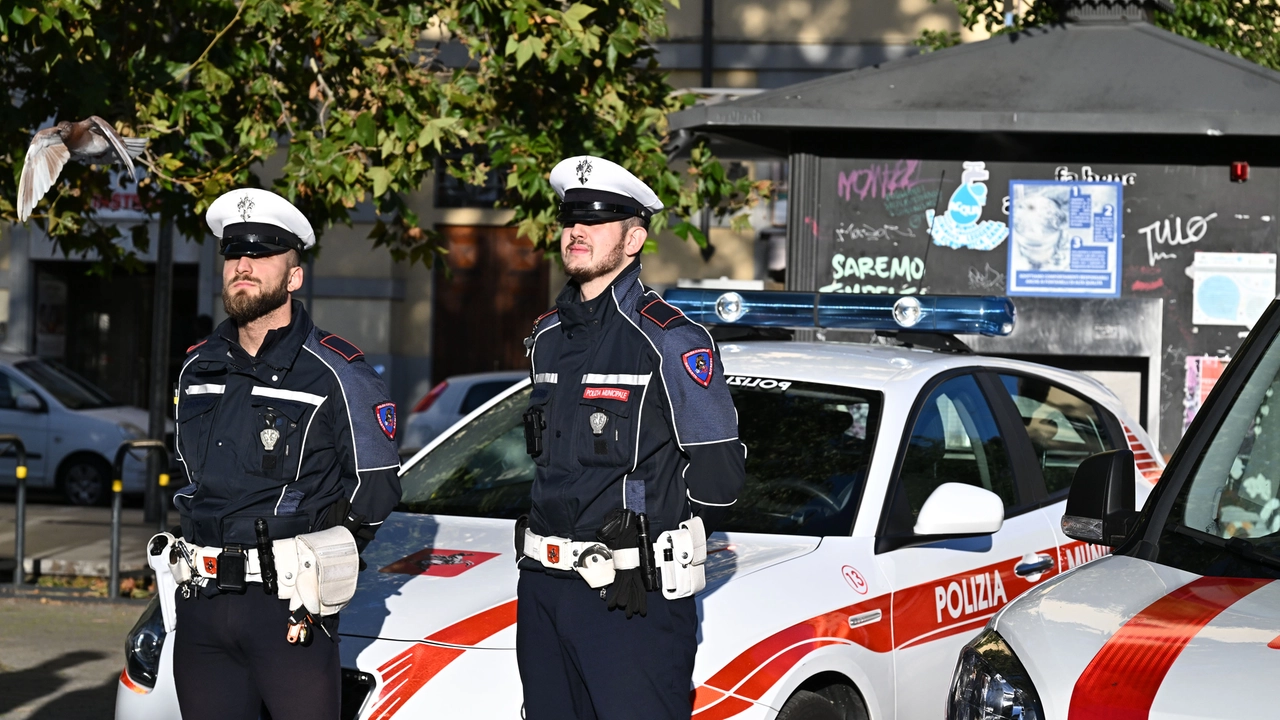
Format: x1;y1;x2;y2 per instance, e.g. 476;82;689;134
562;3;595;30
355;112;377;147
368;167;392;197
515;37;534;67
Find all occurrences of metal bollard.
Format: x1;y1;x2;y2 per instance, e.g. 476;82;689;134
111;440;170;601
109;477;122;601
157;473;170;533
0;435;28;591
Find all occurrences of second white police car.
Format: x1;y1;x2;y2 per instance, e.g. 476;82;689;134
948;295;1280;720
117;292;1161;720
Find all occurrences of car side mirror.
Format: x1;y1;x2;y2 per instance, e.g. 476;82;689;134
15;392;44;412
1062;449;1137;546
913;482;1005;537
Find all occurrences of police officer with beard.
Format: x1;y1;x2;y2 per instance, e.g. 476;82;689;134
164;188;401;720
517;156;746;720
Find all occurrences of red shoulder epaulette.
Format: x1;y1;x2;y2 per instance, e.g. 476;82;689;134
319;334;364;362
186;339;208;354
639;298;684;329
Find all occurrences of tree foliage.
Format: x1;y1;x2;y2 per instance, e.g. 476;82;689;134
0;0;765;264
921;0;1280;73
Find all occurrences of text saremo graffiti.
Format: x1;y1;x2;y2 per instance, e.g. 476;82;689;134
1138;213;1218;265
934;570;1008;623
820;254;926;294
838;160;929;202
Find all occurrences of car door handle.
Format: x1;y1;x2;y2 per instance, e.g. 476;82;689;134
1015;553;1055;577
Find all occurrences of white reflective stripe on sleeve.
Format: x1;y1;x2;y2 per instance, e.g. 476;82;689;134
185;384;226;395
534;373;559;384
581;373;652;385
687;489;738;507
251;386;327;406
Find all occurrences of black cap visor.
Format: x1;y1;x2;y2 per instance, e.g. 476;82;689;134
557;202;649;226
219;222;305;258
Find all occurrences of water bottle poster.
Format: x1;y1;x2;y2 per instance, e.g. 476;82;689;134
1007;180;1123;297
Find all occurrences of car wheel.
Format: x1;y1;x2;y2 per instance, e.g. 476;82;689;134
776;690;843;720
60;456;112;506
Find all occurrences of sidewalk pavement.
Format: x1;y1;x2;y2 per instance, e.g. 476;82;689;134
0;501;159;578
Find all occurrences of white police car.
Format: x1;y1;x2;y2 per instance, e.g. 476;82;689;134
117;293;1161;720
947;297;1280;720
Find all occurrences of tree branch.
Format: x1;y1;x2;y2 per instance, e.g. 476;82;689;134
173;0;248;83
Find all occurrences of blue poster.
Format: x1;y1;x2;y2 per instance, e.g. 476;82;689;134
1007;181;1123;298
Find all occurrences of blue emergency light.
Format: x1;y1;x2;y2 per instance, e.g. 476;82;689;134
662;290;1016;337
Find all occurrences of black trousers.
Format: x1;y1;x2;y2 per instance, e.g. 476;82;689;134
173;589;340;720
516;569;699;720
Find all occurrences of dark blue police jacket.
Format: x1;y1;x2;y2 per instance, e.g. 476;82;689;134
524;260;746;544
174;300;401;550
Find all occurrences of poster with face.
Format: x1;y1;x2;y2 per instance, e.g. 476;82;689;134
1007;180;1123;297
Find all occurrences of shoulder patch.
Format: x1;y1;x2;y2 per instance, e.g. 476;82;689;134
639;298;685;329
186;339;208;355
319;333;364;363
374;402;397;440
682;348;714;387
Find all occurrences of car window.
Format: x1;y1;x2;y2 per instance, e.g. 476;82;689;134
1160;329;1280;579
0;371;38;410
459;380;519;416
15;359;115;409
398;380;882;537
893;374;1017;525
725;378;880;536
998;374;1116;496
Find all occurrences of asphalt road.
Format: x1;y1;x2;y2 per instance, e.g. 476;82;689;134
0;596;145;719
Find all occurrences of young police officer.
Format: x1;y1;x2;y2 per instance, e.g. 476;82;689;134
517;156;746;720
166;188;401;720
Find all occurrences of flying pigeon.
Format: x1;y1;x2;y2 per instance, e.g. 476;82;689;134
17;116;149;221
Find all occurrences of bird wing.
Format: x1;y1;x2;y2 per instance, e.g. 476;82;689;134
86;116;137;180
121;137;149;160
17;129;70;222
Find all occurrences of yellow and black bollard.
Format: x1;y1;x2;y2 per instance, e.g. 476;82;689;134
1;435;28;591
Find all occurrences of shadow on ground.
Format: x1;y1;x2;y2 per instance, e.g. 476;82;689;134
0;650;119;719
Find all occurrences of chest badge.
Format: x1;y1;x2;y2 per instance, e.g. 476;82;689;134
589;411;608;435
260;428;280;451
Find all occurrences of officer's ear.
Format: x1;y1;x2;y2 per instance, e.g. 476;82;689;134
287;257;305;293
623;224;648;257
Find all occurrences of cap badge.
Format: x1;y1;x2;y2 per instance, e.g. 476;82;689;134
576;158;593;185
237;194;255;222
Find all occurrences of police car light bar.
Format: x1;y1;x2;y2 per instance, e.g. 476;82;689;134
662;290;1016;337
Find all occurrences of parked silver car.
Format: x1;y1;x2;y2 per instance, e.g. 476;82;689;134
0;352;161;505
398;371;526;458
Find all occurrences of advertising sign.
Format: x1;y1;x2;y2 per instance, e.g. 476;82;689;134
1007;180;1123;297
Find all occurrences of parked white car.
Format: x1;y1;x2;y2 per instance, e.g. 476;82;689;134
948;296;1280;720
117;293;1161;720
0;352;159;505
398;371;526;457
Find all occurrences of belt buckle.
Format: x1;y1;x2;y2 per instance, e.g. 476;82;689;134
545;543;561;566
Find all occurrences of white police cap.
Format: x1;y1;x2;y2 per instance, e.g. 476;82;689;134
550;155;663;225
206;188;315;257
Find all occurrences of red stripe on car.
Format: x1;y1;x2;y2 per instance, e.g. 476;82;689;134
367;600;518;719
1068;576;1271;720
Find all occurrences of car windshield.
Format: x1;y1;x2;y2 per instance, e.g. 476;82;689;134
398;378;881;537
15;359;117;410
1161;328;1280;578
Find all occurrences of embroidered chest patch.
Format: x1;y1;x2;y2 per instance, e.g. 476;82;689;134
375;402;397;440
682;348;714;388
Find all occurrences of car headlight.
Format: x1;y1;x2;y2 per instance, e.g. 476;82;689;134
124;596;166;689
947;628;1043;720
